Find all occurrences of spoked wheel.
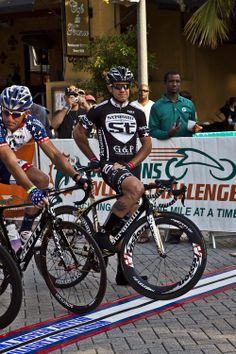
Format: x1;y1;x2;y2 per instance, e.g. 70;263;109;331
39;221;107;314
53;205;109;268
54;205;94;233
121;212;207;300
0;245;22;329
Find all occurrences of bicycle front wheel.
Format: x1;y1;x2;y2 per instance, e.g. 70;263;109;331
0;245;22;329
40;221;107;314
121;212;207;300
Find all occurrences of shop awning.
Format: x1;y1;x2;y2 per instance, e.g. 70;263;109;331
0;0;36;14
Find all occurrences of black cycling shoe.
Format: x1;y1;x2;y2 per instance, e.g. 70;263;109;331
116;264;129;285
93;231;118;256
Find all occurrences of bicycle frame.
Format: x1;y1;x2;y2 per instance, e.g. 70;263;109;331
70;170;186;256
76;190;167;255
0;184;85;272
0;203;55;272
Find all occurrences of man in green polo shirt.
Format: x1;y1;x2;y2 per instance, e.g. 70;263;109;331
149;71;197;244
149;71;197;139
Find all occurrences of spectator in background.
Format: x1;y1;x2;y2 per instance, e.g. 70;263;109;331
131;84;154;124
51;86;90;138
30;103;52;138
149;71;197;244
215;97;236;131
84;94;97;138
85;94;97;109
149;71;197;140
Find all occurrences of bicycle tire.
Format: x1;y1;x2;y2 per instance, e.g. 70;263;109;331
39;221;107;314
54;205;94;235
0;245;22;329
53;205;109;268
121;212;207;300
34;206;95;277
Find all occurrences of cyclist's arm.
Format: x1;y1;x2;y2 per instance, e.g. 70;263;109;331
73;124;96;160
0;145;35;191
130;136;152;167
39;139;81;179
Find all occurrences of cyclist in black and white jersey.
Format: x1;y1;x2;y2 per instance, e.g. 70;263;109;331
73;66;152;285
0;85;88;246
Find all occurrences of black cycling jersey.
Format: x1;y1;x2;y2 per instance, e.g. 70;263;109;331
79;97;149;165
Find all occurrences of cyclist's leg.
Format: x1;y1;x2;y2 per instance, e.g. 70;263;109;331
102;163;143;221
0;162;22;248
95;165;143;250
18;163;49;245
99;164;144;284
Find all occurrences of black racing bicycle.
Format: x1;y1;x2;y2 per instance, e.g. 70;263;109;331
0;184;106;328
53;164;207;301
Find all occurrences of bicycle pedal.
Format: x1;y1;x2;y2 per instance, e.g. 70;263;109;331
101;248;115;257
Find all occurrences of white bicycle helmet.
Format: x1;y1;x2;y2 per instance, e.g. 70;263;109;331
107;66;134;84
0;85;33;111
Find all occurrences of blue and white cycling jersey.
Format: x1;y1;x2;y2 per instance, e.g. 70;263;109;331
0;113;49;151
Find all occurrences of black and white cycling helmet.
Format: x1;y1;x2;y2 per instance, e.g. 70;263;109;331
0;85;33;111
107;66;134;84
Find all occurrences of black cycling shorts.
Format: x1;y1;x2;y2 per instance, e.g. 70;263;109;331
101;164;134;194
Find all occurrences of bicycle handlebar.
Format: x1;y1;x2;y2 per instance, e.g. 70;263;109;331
46;183;91;205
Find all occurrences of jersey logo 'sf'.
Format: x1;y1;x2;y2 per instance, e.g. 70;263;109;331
106;113;137;143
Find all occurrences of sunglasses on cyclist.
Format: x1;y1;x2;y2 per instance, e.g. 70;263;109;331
112;83;130;90
2;108;24;119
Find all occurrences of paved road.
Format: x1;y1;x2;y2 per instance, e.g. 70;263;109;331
1;233;236;354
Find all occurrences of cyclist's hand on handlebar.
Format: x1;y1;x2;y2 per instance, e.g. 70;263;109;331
88;159;101;172
75;176;93;191
29;188;48;208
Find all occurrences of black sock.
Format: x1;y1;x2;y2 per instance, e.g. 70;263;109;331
102;212;123;234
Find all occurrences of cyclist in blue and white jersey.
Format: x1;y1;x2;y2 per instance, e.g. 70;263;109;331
0;85;88;246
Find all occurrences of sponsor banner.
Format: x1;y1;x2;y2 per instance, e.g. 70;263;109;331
38;137;236;232
147;137;236;232
0;141;35;218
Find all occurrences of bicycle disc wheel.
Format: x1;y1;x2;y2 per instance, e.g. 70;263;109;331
0;245;22;329
40;221;107;314
121;212;207;300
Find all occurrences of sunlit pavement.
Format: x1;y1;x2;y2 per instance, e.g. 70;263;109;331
1;233;236;354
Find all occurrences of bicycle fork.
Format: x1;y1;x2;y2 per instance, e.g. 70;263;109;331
146;209;166;257
52;225;80;271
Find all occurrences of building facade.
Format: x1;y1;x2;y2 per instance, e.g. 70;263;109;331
0;0;235;124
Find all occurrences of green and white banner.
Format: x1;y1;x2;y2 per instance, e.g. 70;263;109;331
38;137;236;232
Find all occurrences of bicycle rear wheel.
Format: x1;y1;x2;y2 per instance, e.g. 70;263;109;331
39;221;107;314
54;205;94;234
0;245;22;329
121;212;207;300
